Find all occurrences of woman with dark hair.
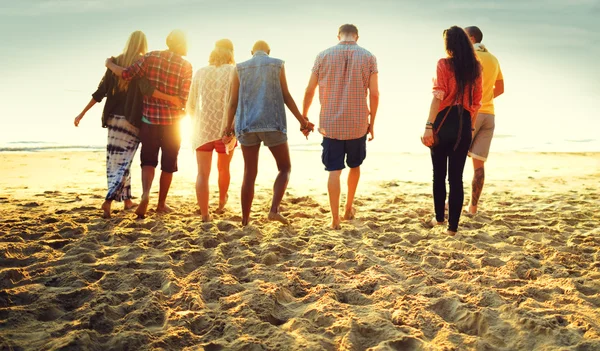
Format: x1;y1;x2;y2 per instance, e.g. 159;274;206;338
421;26;483;235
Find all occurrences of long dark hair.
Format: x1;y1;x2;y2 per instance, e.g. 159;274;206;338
444;26;481;102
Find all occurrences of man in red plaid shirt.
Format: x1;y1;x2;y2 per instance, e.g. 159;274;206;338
106;30;193;218
303;24;380;229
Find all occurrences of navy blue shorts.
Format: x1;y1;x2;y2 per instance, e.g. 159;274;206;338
321;134;367;171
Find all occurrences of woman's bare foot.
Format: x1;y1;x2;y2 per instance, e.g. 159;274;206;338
468;204;477;215
343;207;356;220
135;196;150;219
124;199;138;210
101;201;112;219
430;218;445;227
218;194;229;211
268;212;289;225
156;204;173;214
447;230;457;236
201;214;212;223
330;217;341;230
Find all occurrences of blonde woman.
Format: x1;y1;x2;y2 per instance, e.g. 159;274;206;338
187;39;237;222
74;31;181;218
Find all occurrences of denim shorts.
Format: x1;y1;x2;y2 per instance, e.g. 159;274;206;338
321;134;367;171
238;131;287;147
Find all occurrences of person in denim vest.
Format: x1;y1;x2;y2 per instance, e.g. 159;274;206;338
223;40;314;226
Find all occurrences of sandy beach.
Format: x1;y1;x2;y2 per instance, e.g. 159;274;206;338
1;150;599;350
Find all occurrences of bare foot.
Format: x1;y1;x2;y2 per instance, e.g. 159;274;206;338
468;204;477;215
268;212;289;225
447;230;457;236
343;207;356;220
135;196;150;219
430;218;445;227
124;200;138;210
156;204;173;214
330;217;341;230
242;217;250;226
218;194;229;211
201;214;212;223
101;201;112;219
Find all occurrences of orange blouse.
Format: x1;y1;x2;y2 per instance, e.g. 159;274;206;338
432;58;483;125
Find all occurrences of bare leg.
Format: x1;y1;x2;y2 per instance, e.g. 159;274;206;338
217;150;235;211
241;144;260;226
196;151;213;221
328;170;342;229
267;142;291;225
102;200;112;218
156;171;174;213
344;166;360;220
135;166;155;218
469;159;485;214
124;199;137;210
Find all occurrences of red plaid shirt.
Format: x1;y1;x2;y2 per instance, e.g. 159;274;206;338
122;50;192;125
312;41;378;140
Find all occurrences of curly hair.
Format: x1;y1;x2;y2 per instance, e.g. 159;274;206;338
209;39;234;66
444;26;481;102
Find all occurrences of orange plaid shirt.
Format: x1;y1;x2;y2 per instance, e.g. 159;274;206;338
312;41;378;140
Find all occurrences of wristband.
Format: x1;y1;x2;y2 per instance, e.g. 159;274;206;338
426;122;434;126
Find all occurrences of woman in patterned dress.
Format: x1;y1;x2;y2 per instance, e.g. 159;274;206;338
187;39;237;222
74;31;181;218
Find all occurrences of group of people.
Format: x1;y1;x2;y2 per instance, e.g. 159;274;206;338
74;24;503;234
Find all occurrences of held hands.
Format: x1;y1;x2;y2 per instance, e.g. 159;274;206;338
300;117;315;139
421;128;434;147
222;127;235;145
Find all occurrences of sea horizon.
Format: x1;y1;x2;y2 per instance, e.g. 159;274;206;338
3;134;600;153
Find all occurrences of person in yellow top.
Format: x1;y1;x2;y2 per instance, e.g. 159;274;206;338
465;26;504;215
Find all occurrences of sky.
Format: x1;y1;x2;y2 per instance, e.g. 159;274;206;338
1;0;599;152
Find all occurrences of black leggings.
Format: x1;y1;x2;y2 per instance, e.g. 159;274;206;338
430;106;472;232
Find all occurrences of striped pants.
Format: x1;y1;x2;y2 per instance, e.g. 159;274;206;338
105;115;140;201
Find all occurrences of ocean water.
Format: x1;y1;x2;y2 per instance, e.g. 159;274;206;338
2;132;599;154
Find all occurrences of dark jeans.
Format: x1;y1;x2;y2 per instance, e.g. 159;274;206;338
430;106;472;232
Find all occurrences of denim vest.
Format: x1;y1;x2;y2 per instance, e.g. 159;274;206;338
235;51;286;136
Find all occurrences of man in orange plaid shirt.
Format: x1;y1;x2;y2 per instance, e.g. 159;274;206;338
303;24;380;229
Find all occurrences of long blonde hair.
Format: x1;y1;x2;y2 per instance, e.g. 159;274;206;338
115;31;148;92
209;38;234;66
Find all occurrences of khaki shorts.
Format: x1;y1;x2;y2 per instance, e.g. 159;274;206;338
469;113;495;162
237;131;287;148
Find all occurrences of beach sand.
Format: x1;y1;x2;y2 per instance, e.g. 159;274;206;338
1;150;599;350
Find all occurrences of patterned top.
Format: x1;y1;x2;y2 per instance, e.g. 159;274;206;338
122;50;193;125
187;64;236;149
312;41;378;140
432;58;483;125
